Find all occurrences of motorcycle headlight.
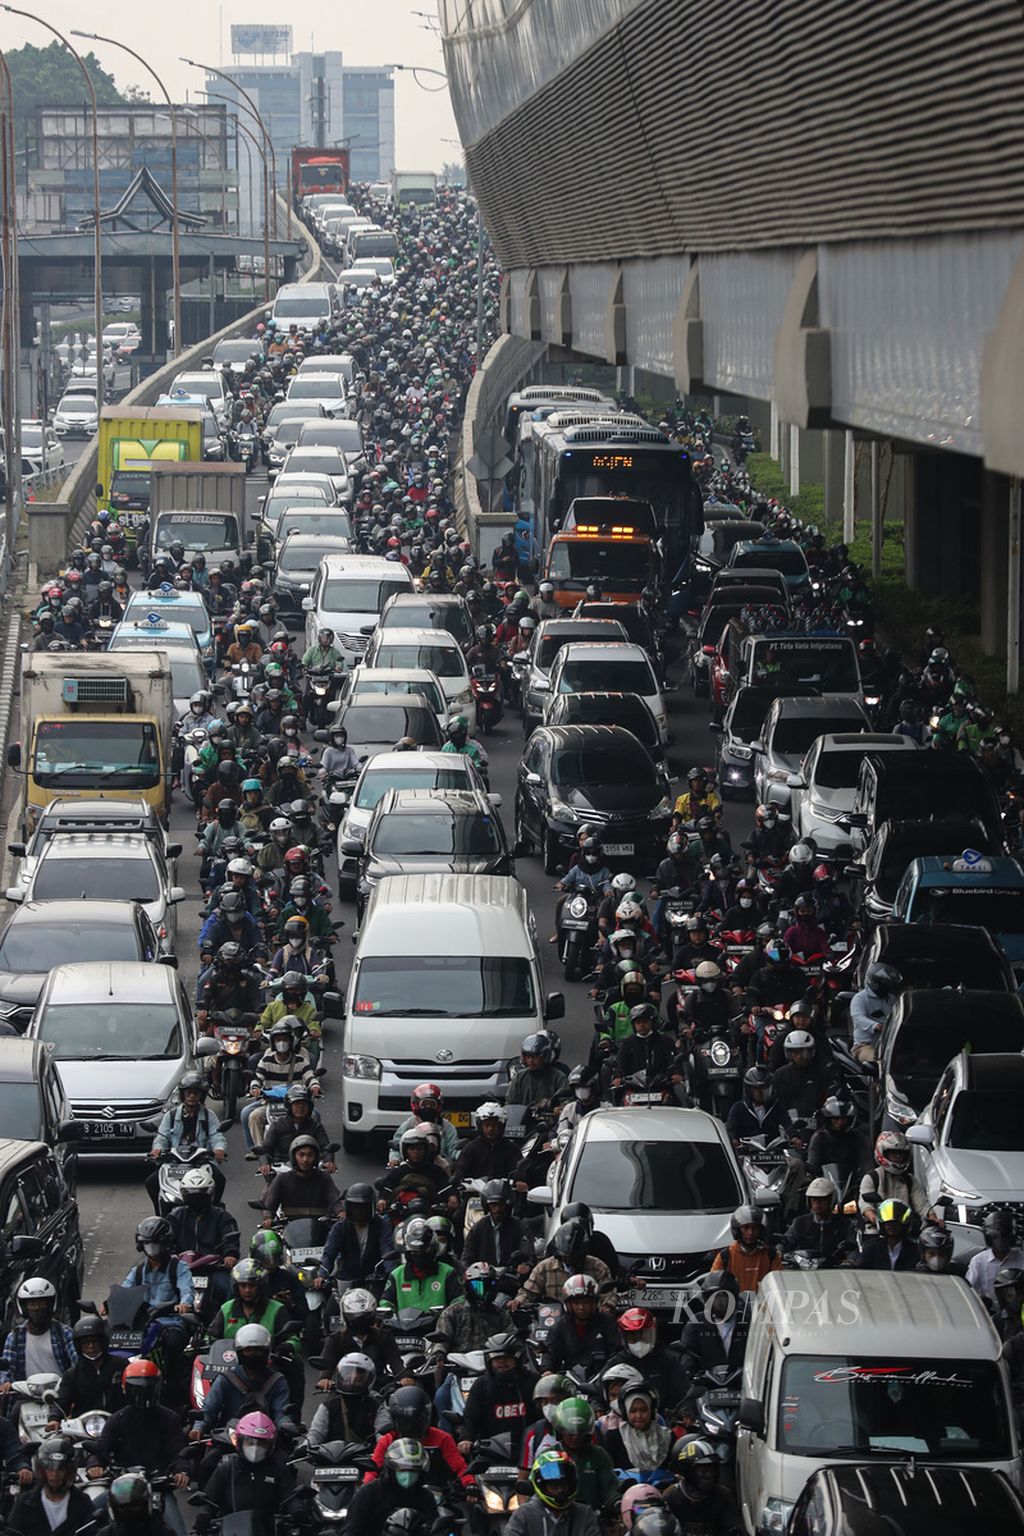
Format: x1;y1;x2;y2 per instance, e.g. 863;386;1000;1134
729;744;752;761
343;1053;381;1080
223;1039;244;1055
710;1039;732;1067
483;1489;505;1514
567;895;590;918
83;1413;107;1436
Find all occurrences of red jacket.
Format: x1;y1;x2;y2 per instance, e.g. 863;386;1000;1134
366;1426;474;1486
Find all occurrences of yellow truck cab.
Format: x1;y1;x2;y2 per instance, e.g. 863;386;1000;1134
96;408;204;555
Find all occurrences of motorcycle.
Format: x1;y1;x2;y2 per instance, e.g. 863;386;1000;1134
737;1130;806;1222
282;1215;331;1352
209;1012;257;1119
305;668;345;729
687;1024;743;1119
468;1434;528;1528
613;1069;677;1108
470;666;503;734
378;1304;445;1378
7;1375;60;1448
694;1365;742;1481
303;1439;375;1524
557;889;600;983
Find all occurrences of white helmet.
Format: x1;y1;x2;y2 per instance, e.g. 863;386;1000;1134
788;842;814;866
616;899;643;924
180;1165;216;1195
235;1322;272;1351
611;872;636;897
475;1101;507;1128
17;1277;56;1304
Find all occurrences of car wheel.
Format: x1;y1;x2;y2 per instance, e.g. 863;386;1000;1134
543;827;560;876
342;1127;366;1155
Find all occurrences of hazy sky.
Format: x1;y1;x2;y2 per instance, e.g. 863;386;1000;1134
0;0;462;170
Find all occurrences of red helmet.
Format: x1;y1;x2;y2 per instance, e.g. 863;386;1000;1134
411;1082;442;1114
813;864;831;883
283;848;308;874
122;1358;161;1406
387;536;401;550
618;1307;655;1334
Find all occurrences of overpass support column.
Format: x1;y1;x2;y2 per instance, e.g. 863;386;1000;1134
798;428;823;484
842;430;855;542
788;425;800;496
980;471;1011;659
769;401;779;459
823;430;844;525
1009;480;1022;694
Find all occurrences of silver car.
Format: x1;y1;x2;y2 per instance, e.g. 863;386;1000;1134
788;732;919;853
6;832;185;944
752;695;871;810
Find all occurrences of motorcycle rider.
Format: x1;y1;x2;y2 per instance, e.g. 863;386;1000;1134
257;1084;335;1173
725;1065;786;1148
770;1029;836;1120
366;1384;476;1492
452;1101;520;1181
261;1135;340;1224
513;1220;612;1309
672;767;722;827
51;1317;123;1422
316;1288;404;1389
461;1177;528;1269
744;803;792;865
782;894;830;959
6;1436;90;1536
381;1217;462;1310
676;961;737;1042
432;1262;509;1362
505;1449;599;1536
506;1032;569;1108
664;1436;744;1536
165;1165;240;1307
195;1322;291;1432
344;1440;438;1536
195;1412;297;1529
917;1226;967;1279
0;1279;75;1390
849;963;902;1064
87;1365;190;1534
613;1004;674;1090
319;723;362;780
676;1272;749;1423
542;1275;619;1374
781;1178;855;1266
857;1197;921;1271
146;1074;228;1210
377;1123;452;1209
537;1397;618;1513
965;1211;1024;1302
710;1206;782;1294
805;1096;873;1187
858;1130;934;1227
242;1019;321;1155
458;1332;538;1461
316;1182;397;1288
388;1082;460;1167
308;1352;385;1447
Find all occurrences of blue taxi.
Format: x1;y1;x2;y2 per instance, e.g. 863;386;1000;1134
892;848;1024;973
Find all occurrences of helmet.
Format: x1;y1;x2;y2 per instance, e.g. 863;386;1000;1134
695;960;721;983
877;1198;911;1228
562;1273;599;1302
344;1182;376;1221
383;1513;426;1536
383;1438;429;1490
530;1448;578;1511
743;1065;774;1104
235;1322;272;1367
821;1094;854;1127
783;1028;815;1059
866;963;902;997
233;1411;277;1465
73;1314;110;1349
805;1177;838;1203
335;1351;376;1396
249;1231;285;1269
402;1217;438;1263
552;1219;588;1269
341;1287;378;1329
179;1071;208;1102
289;1134;321;1166
108;1472;153;1524
920;1227;956;1263
983;1210;1016;1248
788;842;814;866
551;1395;595;1439
482;1177;512;1209
180;1164;216;1200
483;1330;522;1365
672;1435;719;1486
730;1205;766;1241
122;1358;161;1408
520;1030;556;1065
631;1510;680;1536
874;1130;910;1174
620;1486;666;1531
232;1257;267;1295
410;1081;442;1118
16;1276;56;1319
474;1100;506;1128
34;1436;75;1492
388;1385;431;1439
464;1261;497;1306
134;1216;172;1255
400;1122;440;1162
611;871;637;898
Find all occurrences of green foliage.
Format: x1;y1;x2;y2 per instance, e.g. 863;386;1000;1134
746;452;826;529
5;41;126;120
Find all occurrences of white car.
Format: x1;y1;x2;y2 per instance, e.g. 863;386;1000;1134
7;832;185;943
529;1107;753;1309
752;695;872;810
19;421;65;470
548;640;670;744
351;257;396;288
363;626;472;715
53;387;98;438
170;369;229;427
285;372;348;419
279;446;350;501
788;732;920;852
302;552;414;664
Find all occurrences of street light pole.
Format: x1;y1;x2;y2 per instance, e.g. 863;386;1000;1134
1;6;103;414
72;32;181;359
0;49;18;563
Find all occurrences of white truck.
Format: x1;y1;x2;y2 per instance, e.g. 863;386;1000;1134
391;171;438;208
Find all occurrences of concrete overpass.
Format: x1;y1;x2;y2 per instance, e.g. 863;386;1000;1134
441;0;1024;687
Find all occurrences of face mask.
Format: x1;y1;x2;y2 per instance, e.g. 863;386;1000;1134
575;1088;592;1103
274;1042;291;1057
542;1402;559;1423
923;1254;945;1271
627;1339;653;1358
144;1242;163;1257
395;1471;418;1489
739;897;753;909
701;981;718;993
242;1443;267;1465
287;938;303;950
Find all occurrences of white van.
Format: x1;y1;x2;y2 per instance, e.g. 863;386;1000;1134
302;553;414;666
341;874;564;1151
736;1271;1021;1534
270;282;336;330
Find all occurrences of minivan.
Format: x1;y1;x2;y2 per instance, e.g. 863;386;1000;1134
842;752;1004;854
341;873;564;1152
303;554;415;666
270;282;337;330
736;1270;1021;1534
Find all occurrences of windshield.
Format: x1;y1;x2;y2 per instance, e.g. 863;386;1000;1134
263;493;332;529
353;955;534;1017
352;234;398;256
372;812;501;856
173;375;221;401
34;721;160;790
813;750;868;789
892;1022;1024;1105
284;454;346;479
355;766;468;810
778;1357;1010;1459
552;746;657;788
559;658;656;696
772;718;864;755
274;296;331;319
127;598;206;638
0;918;142;971
110;471;150;498
33;855;159;903
752;642;860;692
268;404;324;429
323;578;408;613
911;889;1024;930
376;644;464;679
288;378;345;400
299;424;363;452
948;1089;1024;1149
278;512;352;543
730;689;773;739
214;341;258;363
547;541;652;584
881;785;995;831
733;546;807;576
343;707;437;746
0;1083;45;1141
569;1139;741;1212
355;679;444;713
279;542;325;574
155;515;238;552
38;1003;182;1060
382;605;472;643
559;698;656;744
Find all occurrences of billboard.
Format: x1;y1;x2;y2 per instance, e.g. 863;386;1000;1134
230;24;293;55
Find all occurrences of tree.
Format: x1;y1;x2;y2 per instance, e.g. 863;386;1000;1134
5;40;127;121
440;159;466;188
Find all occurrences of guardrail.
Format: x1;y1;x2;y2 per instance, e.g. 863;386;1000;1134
26;195;324;582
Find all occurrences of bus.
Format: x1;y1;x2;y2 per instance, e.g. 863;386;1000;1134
533;418;703;576
503;384;610;448
512;403;627;537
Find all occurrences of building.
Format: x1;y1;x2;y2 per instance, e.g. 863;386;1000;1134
20;105;235;234
343;68;395;184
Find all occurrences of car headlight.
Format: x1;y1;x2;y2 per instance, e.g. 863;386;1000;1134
551;802;580;823
759;1500;793;1533
649;797;673;820
343;1054;381;1080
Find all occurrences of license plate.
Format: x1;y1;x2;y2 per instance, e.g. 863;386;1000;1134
192;1276;209;1291
80;1120;136;1138
604;843;633;856
289;1248;322;1262
484;1467;520;1478
560;918;591;931
312;1467;360;1483
705;1066;737;1077
631;1286;693;1308
395;1336;423;1350
747;1152;785;1168
624;1091;663;1105
444;1111;471;1128
111;1330;144;1349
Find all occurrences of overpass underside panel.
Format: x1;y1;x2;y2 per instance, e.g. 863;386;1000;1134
568;263;618;358
820;235;1023;455
700;252;800;401
623;257;690;380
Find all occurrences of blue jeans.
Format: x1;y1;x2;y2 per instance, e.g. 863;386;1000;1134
241;1098;261;1151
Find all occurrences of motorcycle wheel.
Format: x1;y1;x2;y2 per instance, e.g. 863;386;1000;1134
222;1070;239;1121
563;932;582;983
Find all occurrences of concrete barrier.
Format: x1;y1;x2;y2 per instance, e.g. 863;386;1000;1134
456;332;546;563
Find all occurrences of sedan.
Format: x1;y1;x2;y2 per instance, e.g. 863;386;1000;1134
335;699;444;766
5;832;185;944
279;446;350;500
273;531;353;615
285;373;348;418
548;641;670;745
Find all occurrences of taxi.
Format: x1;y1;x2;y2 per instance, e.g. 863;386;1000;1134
123;585;215;673
892;848;1024;973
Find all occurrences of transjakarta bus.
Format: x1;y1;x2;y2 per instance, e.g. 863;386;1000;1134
513;404;629;538
503;385;611;448
534;420;703;574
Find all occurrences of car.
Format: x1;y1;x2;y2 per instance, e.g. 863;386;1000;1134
712;684;775;799
378;592;475;651
689;588;789;700
274;506;354;553
335;749;495;899
515;618;629;736
273;531;353;615
262;401;327;464
28;961;203;1158
842;751;1004;854
212;337;261;374
907;1050;1024;1259
528;1107;750;1314
274;470;345;508
339;269;381;302
295;418;365;471
53;386;98;438
0;1136;83;1325
5;833;185;944
169;368;229;427
892;849;1024;973
270;281;337;329
0;1040;73;1171
786;1463;1024;1536
296;352;356;386
847;816;997;925
363;626;473;715
0;899;172;1030
569;600;660;657
708;566;791;607
335;698;443;766
338;666;449;727
279;446;351;499
266;414;327;477
874;988;1024;1135
787;733;919;854
18;421;64;471
548;641;669;744
853;922;1016;993
726;535;811;593
353;787;513;917
350;256;396;288
256;482;334;560
154;392;226;462
6;797;179;896
302;553;414;664
736;634;863;710
285;373;348;419
123;587;214;671
108;618;207;714
685;519;766;608
752;696;872;809
542;690;667;776
515;723;673;874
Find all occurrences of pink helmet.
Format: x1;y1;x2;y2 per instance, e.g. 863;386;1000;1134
620;1485;665;1530
233;1411;276;1464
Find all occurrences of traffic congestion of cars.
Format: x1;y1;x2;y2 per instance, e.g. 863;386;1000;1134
1;173;1024;1536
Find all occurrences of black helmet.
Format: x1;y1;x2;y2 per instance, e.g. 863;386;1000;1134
865;963;902;996
34;1435;76;1492
402;1217;438;1263
178;1071;208;1100
919;1227;955;1262
672;1435;719;1487
631;1510;680;1536
135;1215;173;1254
551;1218;588;1269
560;1201;594;1236
743;1065;774;1104
108;1471;153;1525
821;1094;854;1127
72;1314;110;1349
483;1330;522;1364
387;1385;431;1439
344;1182;375;1221
983;1210;1016;1249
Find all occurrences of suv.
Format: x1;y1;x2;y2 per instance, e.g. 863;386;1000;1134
752;696;870;809
7;798;181;896
0;1137;83;1325
725;535;810;593
353;788;513;919
542;691;667;776
842;751;1004;853
854;922;1016;993
847;816;996;924
892;850;1024;972
788;732;918;852
0;1040;74;1175
515;618;629;736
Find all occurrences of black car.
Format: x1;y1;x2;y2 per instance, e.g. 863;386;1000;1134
569;601;659;658
874;988;1024;1135
685;519;766;610
515;724;672;874
854;922;1016;993
0;1136;84;1326
712;684;776;799
353;788;513;918
542;691;666;775
272;531;352;615
0;899;171;1031
787;1462;1024;1536
847;816;995;924
843;751;1004;854
0;1039;74;1178
336;699;444;763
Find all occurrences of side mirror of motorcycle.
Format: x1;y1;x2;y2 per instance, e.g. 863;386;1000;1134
313;730;330;743
195;1037;221;1058
753;1188;780;1208
324;1141;341;1154
218;1120;235;1133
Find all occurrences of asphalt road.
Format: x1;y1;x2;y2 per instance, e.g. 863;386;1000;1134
72;465;755;1310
